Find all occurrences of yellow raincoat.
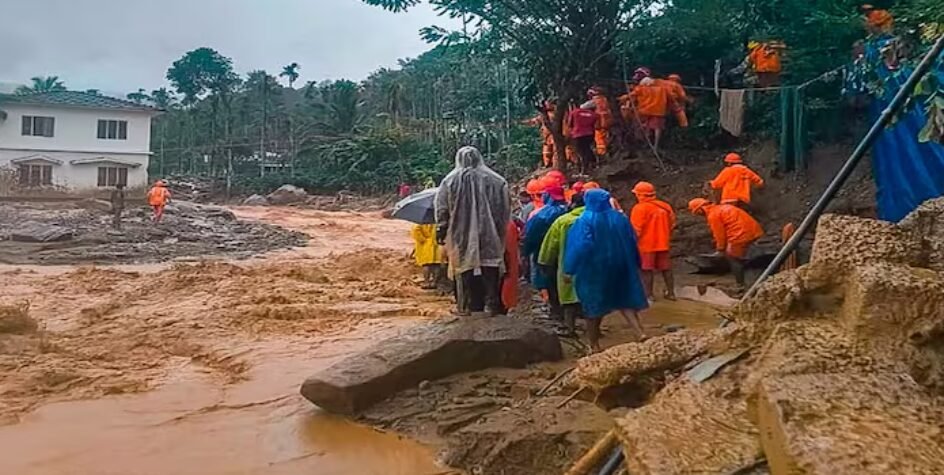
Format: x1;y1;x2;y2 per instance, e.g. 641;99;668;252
411;224;441;266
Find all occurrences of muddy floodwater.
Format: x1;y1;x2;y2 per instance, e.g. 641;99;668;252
0;326;443;475
0;206;724;475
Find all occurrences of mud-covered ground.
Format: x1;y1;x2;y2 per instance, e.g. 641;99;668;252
0;203;729;475
0;200;307;265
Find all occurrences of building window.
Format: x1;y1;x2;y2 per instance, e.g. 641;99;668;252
21;116;55;137
97;120;128;140
18;164;53;187
97;167;128;187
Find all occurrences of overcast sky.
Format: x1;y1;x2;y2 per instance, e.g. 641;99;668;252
0;0;448;95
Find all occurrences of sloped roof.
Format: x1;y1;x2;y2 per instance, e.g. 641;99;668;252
0;90;158;113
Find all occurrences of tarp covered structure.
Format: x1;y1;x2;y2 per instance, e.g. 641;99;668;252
863;37;944;222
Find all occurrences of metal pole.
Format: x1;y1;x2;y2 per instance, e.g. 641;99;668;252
744;34;944;300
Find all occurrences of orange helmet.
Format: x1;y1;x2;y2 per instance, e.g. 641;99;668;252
724;153;743;164
688;198;710;214
526;179;543;195
584;181;601;190
545;170;566;186
668;74;682;82
632;181;656;196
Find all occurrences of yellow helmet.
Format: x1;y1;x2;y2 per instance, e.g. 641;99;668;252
747;40;761;50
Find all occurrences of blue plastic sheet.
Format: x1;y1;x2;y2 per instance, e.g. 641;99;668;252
866;40;944;222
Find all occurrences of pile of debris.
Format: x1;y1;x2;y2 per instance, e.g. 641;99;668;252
0;200;307;265
564;198;944;474
241;184;398;212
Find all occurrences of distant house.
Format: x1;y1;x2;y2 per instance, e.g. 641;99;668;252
0;91;159;191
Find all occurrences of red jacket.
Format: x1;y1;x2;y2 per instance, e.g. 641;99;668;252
568;109;598;139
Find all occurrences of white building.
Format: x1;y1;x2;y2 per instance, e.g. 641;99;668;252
0;91;159;192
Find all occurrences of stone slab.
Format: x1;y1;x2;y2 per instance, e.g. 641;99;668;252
755;372;944;475
616;374;762;474
10;221;73;243
300;317;562;415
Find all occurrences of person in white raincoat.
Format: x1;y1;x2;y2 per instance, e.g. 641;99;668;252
435;146;511;316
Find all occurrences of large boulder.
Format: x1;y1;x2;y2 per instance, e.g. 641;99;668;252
10;221;73;243
266;184;308;205
242;194;269;206
300;317;562;415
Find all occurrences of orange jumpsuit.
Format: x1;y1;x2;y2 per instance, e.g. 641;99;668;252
749;44;784;87
709;164;765;205
591;94;613;156
630;197;676;270
659;79;689;128
526;113;556;167
630;83;669;130
704;204;764;259
147;185;171;222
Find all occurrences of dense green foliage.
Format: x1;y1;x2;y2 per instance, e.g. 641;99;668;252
145;42;537;195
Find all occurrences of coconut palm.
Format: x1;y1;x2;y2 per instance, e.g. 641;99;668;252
280;62;301;88
15;76;67;95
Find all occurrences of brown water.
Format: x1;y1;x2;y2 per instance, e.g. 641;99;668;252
0;323;446;475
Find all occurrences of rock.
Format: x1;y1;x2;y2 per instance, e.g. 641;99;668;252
242;194;269;206
10;221;73;243
811;214;924;269
300;317;562;415
617;375;762;475
266;184;308;205
78;198;114;214
755;372;944;475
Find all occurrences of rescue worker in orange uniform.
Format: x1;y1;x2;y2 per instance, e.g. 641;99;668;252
688;198;764;287
524;102;557;167
630;182;677;301
747;40;786;87
147;180;172;223
588;87;613;156
629;72;670;153
661;74;691;128
708;153;765;207
522;179;545;222
861;4;894;35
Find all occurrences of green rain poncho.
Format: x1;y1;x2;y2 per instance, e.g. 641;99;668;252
537;206;585;304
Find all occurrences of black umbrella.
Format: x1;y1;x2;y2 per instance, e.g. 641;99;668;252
391;187;438;224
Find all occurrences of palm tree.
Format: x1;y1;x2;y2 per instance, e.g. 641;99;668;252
15;76;67;95
280;62;301;88
127;88;151;104
150;88;177;110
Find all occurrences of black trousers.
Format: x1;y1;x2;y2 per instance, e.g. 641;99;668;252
459;267;501;315
574;136;595;174
541;265;563;321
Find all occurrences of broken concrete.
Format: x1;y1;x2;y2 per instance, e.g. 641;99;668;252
300;317;562;415
616;374;763;474
588;206;944;475
756;372;944;475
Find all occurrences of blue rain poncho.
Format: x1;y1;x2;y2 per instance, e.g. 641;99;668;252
523;195;568;290
563;189;649;319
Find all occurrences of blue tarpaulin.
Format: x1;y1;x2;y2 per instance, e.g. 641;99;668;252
866;39;944;222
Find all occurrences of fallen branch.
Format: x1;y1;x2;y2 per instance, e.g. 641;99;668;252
564;429;618;475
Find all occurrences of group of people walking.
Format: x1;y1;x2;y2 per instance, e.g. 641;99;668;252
413;145;766;352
